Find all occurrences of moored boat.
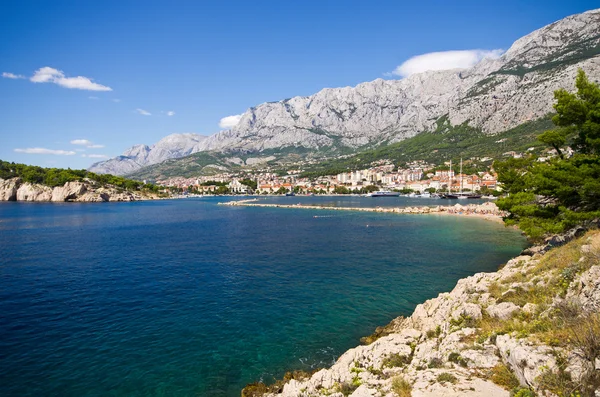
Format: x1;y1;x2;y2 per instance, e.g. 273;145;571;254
369;190;400;197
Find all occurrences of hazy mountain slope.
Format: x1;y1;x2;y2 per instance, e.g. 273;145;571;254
88;133;207;175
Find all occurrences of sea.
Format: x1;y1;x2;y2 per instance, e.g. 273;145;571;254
0;196;527;396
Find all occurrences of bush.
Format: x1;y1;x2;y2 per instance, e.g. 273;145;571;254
448;352;468;368
436;372;458;384
391;376;412;397
383;353;411;368
490;363;520;390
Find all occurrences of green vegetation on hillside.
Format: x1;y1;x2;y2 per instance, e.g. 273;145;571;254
127;152;239;181
497;70;600;240
300;115;554;178
0;160;160;192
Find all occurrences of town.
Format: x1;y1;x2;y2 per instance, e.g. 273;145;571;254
156;158;502;196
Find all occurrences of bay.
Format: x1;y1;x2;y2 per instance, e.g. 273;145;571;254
0;197;527;396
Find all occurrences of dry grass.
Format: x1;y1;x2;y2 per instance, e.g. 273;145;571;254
391;376;412;397
489;363;520;390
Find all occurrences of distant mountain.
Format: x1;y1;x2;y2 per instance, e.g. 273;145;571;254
88;133;207;175
91;9;600;176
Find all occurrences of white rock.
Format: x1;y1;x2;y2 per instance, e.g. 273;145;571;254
16;182;53;201
486;302;520;320
0;177;21;201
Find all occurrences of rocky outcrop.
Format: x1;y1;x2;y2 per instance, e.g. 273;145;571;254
0;177;21;201
92;9;600;176
0;178;152;202
16;182;53;201
251;230;600;397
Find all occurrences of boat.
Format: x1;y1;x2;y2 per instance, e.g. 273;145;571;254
369;190;400;197
285;192;296;196
441;160;459;199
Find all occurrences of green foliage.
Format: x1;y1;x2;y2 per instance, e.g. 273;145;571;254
0;160;159;192
490;363;520;390
511;387;536;397
382;353;411;368
239;178;257;190
300;115;552;178
447;352;468;368
436;373;458;384
496;70;600;241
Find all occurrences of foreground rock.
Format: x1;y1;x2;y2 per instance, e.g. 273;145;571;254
247;230;600;396
0;177;154;202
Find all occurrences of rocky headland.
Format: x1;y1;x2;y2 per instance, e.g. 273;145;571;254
243;229;600;397
0;177;154;202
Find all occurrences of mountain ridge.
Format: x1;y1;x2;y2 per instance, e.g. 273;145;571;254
90;9;600;176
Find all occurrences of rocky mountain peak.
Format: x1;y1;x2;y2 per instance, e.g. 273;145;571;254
89;9;600;176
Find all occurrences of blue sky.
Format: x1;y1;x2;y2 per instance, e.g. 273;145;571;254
1;0;597;169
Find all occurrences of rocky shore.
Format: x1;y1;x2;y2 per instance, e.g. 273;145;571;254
222;199;506;222
0;177;154;202
243;229;600;397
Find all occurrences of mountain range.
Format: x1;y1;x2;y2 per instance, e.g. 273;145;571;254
89;9;600;177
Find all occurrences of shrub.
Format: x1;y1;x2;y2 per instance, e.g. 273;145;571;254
427;357;443;368
436;372;458;384
383;353;411;368
391;376;412;397
448;352;469;368
511;388;536;397
490;363;520;390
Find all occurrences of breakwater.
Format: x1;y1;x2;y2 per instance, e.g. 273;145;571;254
220;199;506;221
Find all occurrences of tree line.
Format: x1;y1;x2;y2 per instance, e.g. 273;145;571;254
0;161;160;192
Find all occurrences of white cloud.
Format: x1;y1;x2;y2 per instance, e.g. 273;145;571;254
112;98;121;102
219;114;243;129
2;72;25;79
136;108;151;116
14;147;76;155
70;139;105;148
390;49;504;78
166;111;175;116
70;139;93;146
30;67;112;91
81;154;108;158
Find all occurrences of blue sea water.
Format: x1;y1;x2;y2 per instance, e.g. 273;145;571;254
0;197;527;396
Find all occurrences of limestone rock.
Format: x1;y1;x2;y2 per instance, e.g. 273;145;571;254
16;182;53;201
486;302;520;320
51;181;87;202
0;177;21;201
566;266;600;312
496;334;557;387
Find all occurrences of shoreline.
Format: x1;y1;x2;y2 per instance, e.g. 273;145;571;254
220;199;507;223
243;227;600;397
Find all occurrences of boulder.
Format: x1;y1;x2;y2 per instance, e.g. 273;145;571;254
496;335;557;387
486;302;520;320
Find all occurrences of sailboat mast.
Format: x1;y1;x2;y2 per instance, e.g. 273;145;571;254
449;160;452;194
460;158;463;195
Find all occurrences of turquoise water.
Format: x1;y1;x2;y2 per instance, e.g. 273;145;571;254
0;197;527;396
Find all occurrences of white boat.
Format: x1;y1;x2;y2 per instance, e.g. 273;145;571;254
369;190;400;197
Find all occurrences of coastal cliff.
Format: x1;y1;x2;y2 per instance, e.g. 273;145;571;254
0;177;152;202
245;230;600;396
